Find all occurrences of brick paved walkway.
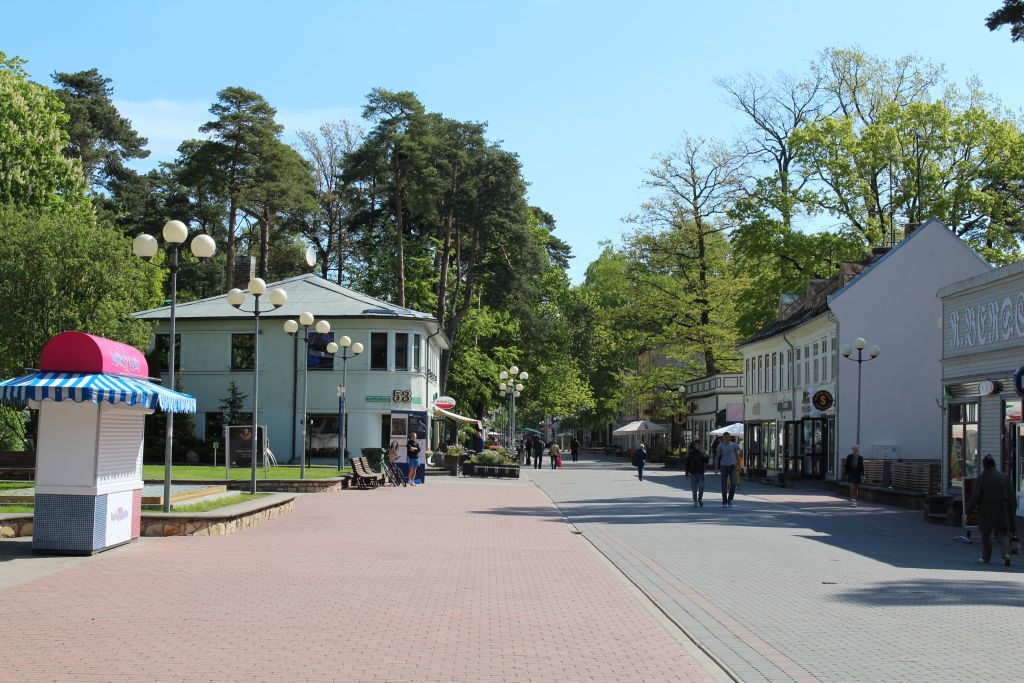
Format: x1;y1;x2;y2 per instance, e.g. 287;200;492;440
528;453;1024;683
1;477;719;682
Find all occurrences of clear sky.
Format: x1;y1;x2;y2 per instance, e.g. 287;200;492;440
3;1;1022;281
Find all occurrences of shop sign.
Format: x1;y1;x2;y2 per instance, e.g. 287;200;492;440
947;292;1024;351
365;395;391;403
367;392;423;404
979;380;1002;396
434;395;456;410
812;390;834;411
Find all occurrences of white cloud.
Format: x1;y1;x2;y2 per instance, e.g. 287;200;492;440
116;99;362;170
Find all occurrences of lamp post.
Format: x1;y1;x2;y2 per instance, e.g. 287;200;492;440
133;220;216;512
498;366;527;449
227;279;288;494
840;337;881;446
284;313;334;478
334;336;363;471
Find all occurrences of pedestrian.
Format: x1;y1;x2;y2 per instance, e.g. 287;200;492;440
967;454;1017;566
523;436;532;466
715;433;740;507
532;436;544;470
549;441;561;469
571;437;580;463
406;431;421;486
635;441;648;481
710;436;722;469
472;429;485;454
685;438;708;507
844;444;864;507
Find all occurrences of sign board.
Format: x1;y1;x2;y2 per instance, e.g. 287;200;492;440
812;390;834;411
434;396;456;410
226;425;266;467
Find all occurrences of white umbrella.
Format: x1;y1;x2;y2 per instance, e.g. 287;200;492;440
612;420;668;435
708;423;744;436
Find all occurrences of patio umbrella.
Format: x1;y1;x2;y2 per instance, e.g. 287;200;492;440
612;420;668;435
520;427;542;436
708;423;744;436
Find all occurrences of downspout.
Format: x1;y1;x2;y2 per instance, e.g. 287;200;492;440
782;332;796;474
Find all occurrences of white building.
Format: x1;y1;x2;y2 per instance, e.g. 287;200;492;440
135;274;450;462
739;218;990;480
684;373;743;449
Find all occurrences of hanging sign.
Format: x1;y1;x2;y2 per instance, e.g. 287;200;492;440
1013;367;1024;397
979;380;1002;396
812;390;834;411
434;396;456;410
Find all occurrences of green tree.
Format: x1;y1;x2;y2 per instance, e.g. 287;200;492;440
218;380;249;425
50;68;149;196
986;0;1024;42
0;203;163;379
0;52;88;210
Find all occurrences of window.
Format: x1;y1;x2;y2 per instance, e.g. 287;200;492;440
771;353;777;392
414;334;422;371
231;334;255;370
948;402;979;490
308;332;335;371
796;356;802;386
745;358;750;388
757;356;763;394
394;333;409;371
813;358;819;384
371;333;388;370
149;334;180;373
780;351;786;390
831;338;838;378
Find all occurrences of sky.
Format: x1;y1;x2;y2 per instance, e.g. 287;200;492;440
3;1;1023;282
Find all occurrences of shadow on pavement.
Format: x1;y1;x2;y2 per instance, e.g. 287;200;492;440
832;578;1024;606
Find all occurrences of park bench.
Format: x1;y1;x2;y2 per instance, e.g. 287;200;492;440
0;451;35;480
351;457;383;489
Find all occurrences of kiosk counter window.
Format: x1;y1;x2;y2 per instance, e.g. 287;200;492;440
948;402;979;490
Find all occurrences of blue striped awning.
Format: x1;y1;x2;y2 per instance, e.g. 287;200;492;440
0;372;196;414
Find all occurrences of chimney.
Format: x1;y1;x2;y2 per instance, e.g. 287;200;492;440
234;255;256;287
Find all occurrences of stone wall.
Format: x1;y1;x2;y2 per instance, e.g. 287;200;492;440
140;495;295;537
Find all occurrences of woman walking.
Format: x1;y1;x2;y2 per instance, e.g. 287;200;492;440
549;441;561;469
635;442;648;481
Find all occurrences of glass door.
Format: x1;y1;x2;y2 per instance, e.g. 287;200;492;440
784;421;802;476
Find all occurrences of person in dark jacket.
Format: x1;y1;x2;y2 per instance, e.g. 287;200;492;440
570;437;580;463
968;454;1018;566
684;438;709;507
532;436;544;470
523;436;532;466
844;445;865;508
635;442;648;481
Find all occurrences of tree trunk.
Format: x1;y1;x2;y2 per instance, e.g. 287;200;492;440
225;199;237;291
259;210;270;280
435;209;454;323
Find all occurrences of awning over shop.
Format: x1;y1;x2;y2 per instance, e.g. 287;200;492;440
0;371;197;414
431;405;482;429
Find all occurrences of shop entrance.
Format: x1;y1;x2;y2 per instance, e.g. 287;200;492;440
801;417;828;478
1014;424;1024;493
783;421;802;477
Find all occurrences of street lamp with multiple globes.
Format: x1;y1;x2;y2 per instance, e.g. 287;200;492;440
283;313;334;479
227;278;288;494
334;336;364;471
498;366;528;449
840;337;881;446
133;220;216;512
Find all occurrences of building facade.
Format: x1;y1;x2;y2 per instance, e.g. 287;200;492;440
684;374;743;450
135;274;450;462
939;259;1024;514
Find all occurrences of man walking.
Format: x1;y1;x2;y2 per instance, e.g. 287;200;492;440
844;444;864;507
532;436;544;470
715;433;740;507
570;437;580;463
635;442;648;481
407;431;422;486
968;454;1017;566
685;438;708;507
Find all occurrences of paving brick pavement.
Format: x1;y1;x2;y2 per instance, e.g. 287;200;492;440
0;476;721;682
528;453;1024;683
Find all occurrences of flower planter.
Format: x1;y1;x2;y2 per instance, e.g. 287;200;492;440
663;456;680;469
463;463;520;479
444;454;460;476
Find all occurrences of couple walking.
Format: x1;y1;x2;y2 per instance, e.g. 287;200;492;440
526;435;561;470
684;434;739;507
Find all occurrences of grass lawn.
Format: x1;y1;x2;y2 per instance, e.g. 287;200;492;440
0;504;33;513
0;482;33;491
142;465;350;481
144;493;269;513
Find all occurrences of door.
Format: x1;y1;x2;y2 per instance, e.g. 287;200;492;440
784;421;802;476
802;417;826;478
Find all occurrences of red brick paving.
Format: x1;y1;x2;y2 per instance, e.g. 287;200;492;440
2;479;715;682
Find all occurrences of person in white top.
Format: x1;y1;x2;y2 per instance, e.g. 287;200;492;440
714;433;740;507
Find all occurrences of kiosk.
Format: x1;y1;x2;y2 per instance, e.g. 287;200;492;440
0;332;196;555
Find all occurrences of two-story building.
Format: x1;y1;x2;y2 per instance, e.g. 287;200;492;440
684;373;743;450
135;274;450;462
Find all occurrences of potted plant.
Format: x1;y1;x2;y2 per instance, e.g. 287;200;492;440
445;444;465;476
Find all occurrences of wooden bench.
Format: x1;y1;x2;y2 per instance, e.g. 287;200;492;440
351;457;383;489
0;451;35;480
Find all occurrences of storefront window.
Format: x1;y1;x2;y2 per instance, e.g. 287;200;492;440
1002;400;1021;480
307;332;335;371
948;402;979;489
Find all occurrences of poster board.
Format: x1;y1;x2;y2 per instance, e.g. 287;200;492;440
226;425;266;467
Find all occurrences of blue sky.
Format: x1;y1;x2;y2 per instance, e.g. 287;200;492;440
4;1;1022;281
